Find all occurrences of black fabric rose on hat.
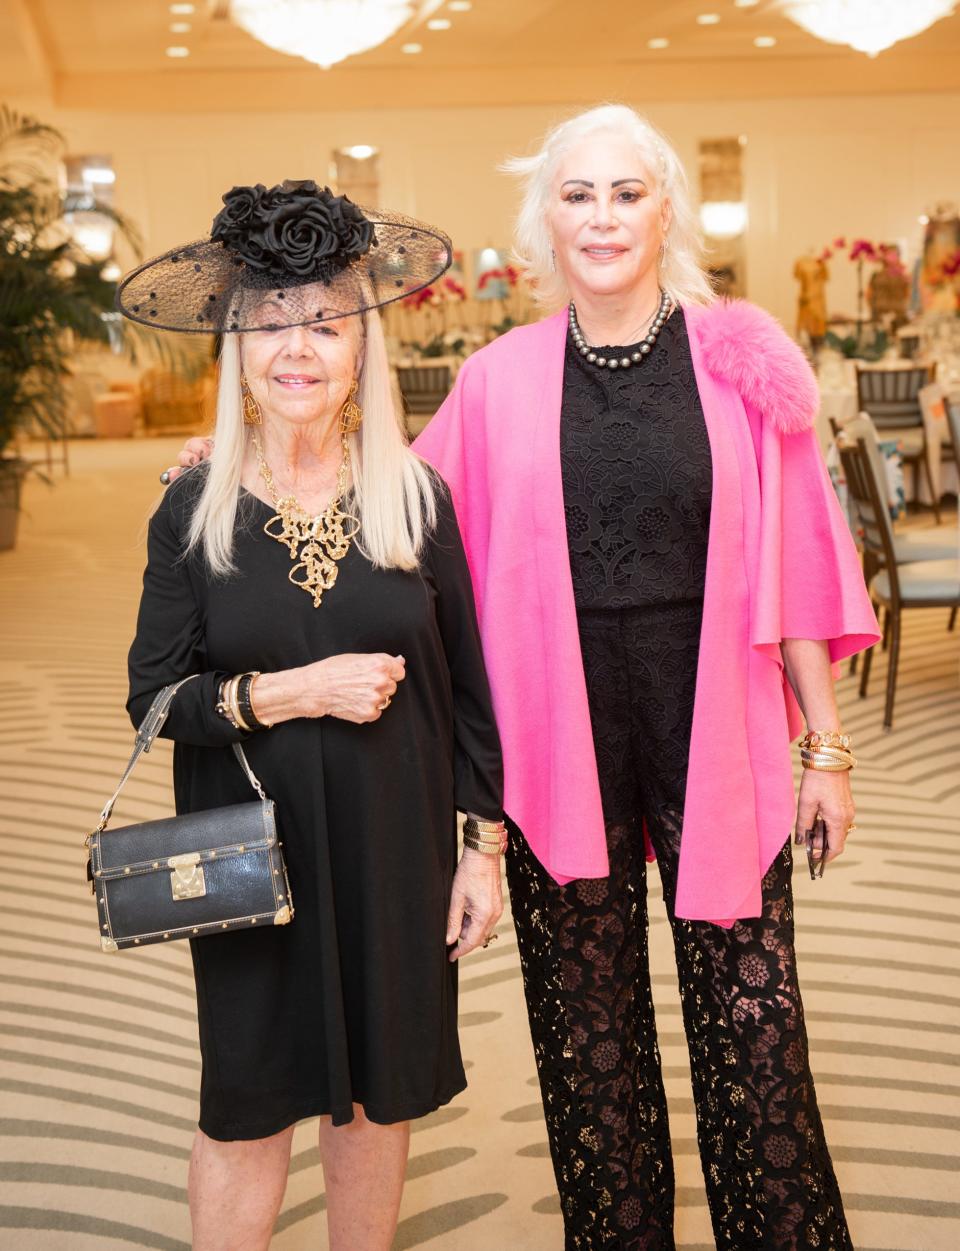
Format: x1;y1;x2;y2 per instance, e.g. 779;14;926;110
210;180;374;282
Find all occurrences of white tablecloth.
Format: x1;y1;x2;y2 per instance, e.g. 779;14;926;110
817;372;960;502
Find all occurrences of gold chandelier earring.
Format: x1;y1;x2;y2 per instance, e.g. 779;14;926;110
240;373;263;426
339;379;363;435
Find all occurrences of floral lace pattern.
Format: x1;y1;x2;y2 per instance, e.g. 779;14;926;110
560;310;713;611
506;604;852;1250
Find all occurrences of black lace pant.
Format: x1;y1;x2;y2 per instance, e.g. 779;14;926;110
505;604;852;1250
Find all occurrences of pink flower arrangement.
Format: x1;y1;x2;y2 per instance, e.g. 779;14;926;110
443;276;467;300
877;244;907;278
833;237;846;248
848;239;877;262
941;248;960;278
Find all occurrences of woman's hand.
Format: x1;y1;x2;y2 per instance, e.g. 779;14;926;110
164;436;214;483
794;767;856;868
252;654;405;726
446;849;503;962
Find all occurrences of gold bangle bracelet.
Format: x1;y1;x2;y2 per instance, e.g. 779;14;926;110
463;839;503;856
228;675;252;733
800;730;852;751
800;748;856;767
248;674;273;729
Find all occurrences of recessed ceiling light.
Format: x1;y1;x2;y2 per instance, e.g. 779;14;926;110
169;22;191;33
648;37;670;49
169;3;195;13
735;0;759;7
165;45;190;57
427;18;451;29
754;35;777;47
449;1;472;9
402;42;422;53
697;13;721;24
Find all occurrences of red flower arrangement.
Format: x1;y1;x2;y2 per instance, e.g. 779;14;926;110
401;285;436;311
941;248;960;278
477;265;520;292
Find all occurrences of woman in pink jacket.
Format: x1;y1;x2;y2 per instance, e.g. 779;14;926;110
173;105;879;1249
416;105;878;1251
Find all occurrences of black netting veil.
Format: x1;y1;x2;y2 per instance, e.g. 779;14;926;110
117;206;452;335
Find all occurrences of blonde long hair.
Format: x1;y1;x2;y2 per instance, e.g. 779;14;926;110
502;103;715;311
186;307;437;576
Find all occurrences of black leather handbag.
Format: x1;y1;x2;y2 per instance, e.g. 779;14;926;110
86;676;294;952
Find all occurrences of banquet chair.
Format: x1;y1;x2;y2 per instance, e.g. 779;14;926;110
396;365;452;426
841;412;957;648
855;364;940;522
837;434;959;729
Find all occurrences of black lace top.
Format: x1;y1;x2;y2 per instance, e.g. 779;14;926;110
560;308;713;610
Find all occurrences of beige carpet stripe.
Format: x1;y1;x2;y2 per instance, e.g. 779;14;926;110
1;439;958;1250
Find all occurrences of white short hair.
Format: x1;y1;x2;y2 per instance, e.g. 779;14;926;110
502;103;715;311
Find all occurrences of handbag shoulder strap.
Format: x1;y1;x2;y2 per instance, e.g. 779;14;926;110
93;676;267;834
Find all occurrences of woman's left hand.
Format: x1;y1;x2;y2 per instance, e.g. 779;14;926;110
446;849;503;962
794;767;857;868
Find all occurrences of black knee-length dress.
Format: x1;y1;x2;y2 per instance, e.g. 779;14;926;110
127;470;503;1140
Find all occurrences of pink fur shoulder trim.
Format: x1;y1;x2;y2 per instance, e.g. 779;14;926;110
689;300;818;435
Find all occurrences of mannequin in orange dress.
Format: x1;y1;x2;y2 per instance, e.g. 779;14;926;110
793;252;829;345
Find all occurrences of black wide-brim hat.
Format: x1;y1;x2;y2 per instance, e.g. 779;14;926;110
116;179;452;334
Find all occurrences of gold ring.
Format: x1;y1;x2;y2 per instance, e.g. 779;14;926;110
482;932;499;949
847;823;858;832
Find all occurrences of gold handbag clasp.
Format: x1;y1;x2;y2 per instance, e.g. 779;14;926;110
169;852;206;901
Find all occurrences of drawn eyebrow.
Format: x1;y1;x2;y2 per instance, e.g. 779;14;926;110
560;178;648;190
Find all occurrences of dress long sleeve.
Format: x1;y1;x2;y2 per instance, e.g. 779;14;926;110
127;478;248;747
425;485;503;822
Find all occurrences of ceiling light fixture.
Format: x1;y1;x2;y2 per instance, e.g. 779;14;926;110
230;1;432;70
402;41;422;53
82;167;116;185
169;3;195;13
697;13;721;24
776;1;955;57
754;35;777;47
734;0;759;7
165;46;191;57
170;22;192;32
648;37;670;49
427;17;451;29
700;201;748;239
342;144;378;159
449;1;472;9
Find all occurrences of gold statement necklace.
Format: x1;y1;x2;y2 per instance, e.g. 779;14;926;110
253;429;359;608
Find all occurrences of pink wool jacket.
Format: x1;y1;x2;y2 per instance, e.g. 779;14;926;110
414;301;880;925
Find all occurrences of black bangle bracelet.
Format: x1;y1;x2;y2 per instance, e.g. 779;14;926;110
237;672;265;731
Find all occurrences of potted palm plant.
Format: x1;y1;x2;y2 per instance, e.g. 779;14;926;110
0;105;144;550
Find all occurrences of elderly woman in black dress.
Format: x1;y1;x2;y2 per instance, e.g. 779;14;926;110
122;181;504;1251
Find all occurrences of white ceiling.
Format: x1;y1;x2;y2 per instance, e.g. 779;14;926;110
3;0;960;110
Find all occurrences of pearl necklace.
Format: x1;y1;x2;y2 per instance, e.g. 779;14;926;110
568;290;672;370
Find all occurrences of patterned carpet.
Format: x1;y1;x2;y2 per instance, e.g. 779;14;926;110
1;438;958;1251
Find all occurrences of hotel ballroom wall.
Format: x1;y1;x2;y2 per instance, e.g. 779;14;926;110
6;89;960;326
